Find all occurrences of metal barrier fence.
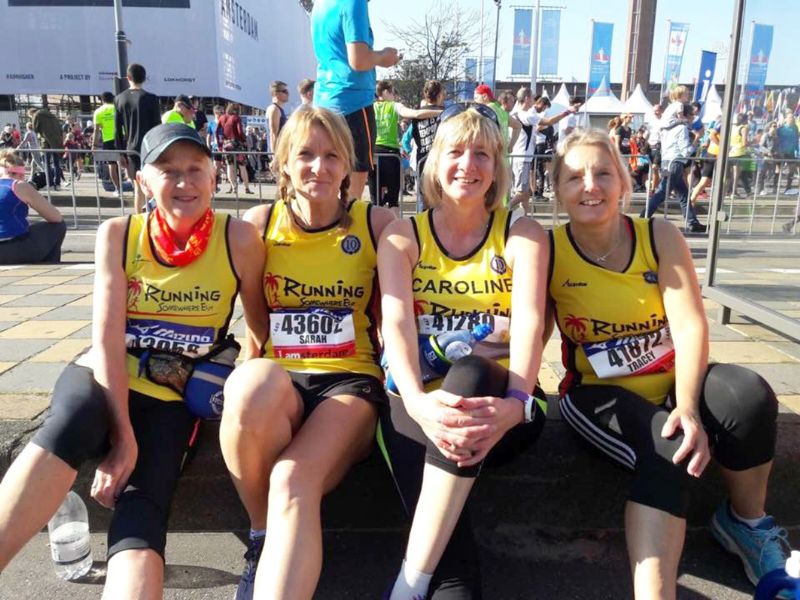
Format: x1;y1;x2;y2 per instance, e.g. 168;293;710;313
12;147;280;225
12;145;798;237
15;147;142;229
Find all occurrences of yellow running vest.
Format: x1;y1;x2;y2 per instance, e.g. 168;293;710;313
124;212;239;401
262;199;381;378
549;217;675;405
411;208;513;366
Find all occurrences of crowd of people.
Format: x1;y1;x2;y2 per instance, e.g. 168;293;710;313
0;1;795;599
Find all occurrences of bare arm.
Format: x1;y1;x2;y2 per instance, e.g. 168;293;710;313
394;103;441;121
654;218;710;477
539;107;579;128
90;217;137;508
347;42;399;71
229;217;268;361
507;117;522;154
267;105;280;151
14;181;63;223
241;205;271;359
505;217;549;395
378;219;425;402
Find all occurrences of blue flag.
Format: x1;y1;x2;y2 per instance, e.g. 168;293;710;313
511;9;533;76
693;51;717;103
588;22;613;95
745;24;773;99
539;9;561;76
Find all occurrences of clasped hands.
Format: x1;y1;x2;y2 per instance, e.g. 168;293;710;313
411;389;523;468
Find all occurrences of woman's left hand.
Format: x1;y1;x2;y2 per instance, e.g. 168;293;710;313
661;407;711;477
440;395;524;468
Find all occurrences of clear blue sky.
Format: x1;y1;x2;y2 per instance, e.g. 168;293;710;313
369;0;797;87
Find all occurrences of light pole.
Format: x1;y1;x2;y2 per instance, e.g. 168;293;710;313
113;0;129;94
492;1;501;87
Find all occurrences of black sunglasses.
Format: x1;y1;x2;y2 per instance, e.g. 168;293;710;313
440;102;500;129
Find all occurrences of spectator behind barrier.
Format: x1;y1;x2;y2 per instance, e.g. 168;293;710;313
0;149;65;264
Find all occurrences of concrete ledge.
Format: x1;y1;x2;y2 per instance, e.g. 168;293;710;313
2;413;798;533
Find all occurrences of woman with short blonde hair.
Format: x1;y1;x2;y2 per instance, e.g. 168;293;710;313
379;105;548;598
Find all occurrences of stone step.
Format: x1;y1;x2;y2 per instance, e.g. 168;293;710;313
3;414;798;534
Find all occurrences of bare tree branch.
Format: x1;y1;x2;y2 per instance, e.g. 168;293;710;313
382;0;488;105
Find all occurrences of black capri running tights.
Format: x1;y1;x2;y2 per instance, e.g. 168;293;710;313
31;364;195;559
559;363;777;518
378;355;547;599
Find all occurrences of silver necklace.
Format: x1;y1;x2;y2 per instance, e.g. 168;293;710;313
572;226;625;264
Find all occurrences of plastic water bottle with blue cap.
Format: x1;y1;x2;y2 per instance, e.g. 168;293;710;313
755;550;800;600
385;323;493;394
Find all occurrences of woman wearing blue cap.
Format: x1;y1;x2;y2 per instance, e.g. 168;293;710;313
0;123;267;598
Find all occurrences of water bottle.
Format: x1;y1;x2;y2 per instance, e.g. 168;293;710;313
47;490;93;581
385;323;493;394
755;550;800;600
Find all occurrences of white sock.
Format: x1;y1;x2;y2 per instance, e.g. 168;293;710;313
389;560;433;600
730;505;767;528
249;528;266;540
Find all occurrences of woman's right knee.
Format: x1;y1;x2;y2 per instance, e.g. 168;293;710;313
222;359;296;425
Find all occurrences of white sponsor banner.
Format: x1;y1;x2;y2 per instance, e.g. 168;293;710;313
0;0;315;109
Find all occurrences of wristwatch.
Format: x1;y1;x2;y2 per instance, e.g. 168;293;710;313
506;388;537;423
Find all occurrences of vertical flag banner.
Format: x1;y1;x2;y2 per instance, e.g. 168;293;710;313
465;57;478;81
745;23;773;99
511;9;533;76
587;22;613;95
662;22;690;93
539;9;561;77
693;50;717;103
464;57;495;89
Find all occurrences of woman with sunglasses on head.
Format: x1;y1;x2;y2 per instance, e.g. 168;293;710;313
0;123;268;598
219;106;395;600
0;149;65;264
547;129;787;599
378;104;549;599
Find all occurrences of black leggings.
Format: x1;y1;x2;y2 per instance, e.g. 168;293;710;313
378;355;547;599
369;145;402;208
559;363;777;518
31;364;196;559
0;221;66;264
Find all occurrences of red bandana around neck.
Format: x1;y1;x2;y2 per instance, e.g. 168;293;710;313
149;207;214;267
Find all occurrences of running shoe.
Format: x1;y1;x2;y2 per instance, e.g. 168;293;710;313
234;533;265;600
710;501;791;593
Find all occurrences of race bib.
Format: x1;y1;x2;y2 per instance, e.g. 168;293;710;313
270;308;355;359
125;319;215;357
416;313;510;343
583;326;675;379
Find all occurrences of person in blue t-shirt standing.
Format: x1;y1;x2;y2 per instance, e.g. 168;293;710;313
311;0;400;200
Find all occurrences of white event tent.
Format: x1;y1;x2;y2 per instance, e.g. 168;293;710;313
622;84;654;114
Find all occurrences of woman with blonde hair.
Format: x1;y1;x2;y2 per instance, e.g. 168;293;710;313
0;149;65;264
379;104;549;599
220;106;395;600
547;128;787;599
